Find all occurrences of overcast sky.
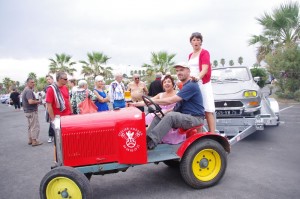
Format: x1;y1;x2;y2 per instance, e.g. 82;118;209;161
0;0;288;83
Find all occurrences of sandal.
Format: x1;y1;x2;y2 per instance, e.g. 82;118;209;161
32;142;43;147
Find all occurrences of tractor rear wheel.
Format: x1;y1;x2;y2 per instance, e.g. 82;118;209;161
180;139;227;189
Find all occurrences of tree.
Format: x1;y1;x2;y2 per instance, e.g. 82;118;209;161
266;43;300;97
220;58;225;67
36;77;47;91
213;60;218;68
150;51;176;74
102;66;113;80
80;52;111;78
229;60;234;66
2;77;13;92
28;72;37;82
15;81;20;88
238;57;243;65
250;65;268;88
248;1;300;63
49;53;77;76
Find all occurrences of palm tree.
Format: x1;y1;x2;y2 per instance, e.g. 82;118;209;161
229;60;234;66
15;81;20;88
80;52;111;78
49;53;77;76
102;66;113;80
150;51;176;74
28;72;37;81
249;1;300;63
213;60;218;68
36;77;47;91
2;77;12;92
238;57;243;65
142;63;155;77
220;58;226;67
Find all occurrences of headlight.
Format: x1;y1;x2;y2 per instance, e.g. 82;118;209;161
243;91;257;97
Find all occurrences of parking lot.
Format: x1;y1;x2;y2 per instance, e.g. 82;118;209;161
0;102;300;199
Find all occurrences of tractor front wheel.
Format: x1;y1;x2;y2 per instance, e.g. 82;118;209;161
40;166;93;199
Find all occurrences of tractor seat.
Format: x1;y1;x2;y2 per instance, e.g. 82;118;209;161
178;125;204;138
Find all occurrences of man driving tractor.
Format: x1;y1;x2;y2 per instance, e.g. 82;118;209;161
131;62;205;149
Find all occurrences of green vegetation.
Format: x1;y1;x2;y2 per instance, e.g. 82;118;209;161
249;1;300;101
250;66;268;88
49;53;77;76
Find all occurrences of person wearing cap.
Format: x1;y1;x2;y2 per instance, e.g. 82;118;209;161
130;62;205;150
188;32;216;133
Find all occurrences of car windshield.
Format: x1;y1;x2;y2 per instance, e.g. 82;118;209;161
211;67;250;82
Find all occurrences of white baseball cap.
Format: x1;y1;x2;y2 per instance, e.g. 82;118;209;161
173;62;190;69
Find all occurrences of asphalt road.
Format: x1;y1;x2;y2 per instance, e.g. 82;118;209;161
0;102;300;199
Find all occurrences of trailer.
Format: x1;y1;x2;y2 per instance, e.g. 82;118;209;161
213;95;280;146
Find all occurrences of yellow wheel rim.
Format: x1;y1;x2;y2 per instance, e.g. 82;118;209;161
192;149;221;182
46;177;82;199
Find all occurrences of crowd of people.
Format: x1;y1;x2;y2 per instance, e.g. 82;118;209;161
3;32;215;150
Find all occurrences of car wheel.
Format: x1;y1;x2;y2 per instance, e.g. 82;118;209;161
40;166;93;199
180;139;227;189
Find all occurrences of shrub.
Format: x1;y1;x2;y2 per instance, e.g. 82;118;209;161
294;90;300;102
250;67;267;88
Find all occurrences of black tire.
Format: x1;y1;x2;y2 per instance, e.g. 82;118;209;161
40;166;93;199
180;139;227;189
163;160;180;168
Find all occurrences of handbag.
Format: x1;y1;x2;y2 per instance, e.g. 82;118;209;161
78;91;98;114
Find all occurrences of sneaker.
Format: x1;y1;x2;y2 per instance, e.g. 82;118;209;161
48;137;53;143
32;141;43;147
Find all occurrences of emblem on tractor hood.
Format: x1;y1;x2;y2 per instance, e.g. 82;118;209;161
118;127;143;152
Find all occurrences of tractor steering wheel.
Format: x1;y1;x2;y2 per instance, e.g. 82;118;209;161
142;95;165;119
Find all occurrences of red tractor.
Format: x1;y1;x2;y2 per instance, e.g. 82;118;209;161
40;96;230;199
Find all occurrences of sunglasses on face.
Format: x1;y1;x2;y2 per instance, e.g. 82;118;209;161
135;77;140;80
61;78;68;81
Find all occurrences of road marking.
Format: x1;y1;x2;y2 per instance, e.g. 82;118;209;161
279;106;294;112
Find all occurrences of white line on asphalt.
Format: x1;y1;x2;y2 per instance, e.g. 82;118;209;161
279;106;294;112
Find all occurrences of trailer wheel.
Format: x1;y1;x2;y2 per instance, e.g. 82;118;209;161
180;139;227;189
40;166;93;199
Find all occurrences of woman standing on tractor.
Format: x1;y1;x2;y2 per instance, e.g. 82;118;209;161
187;32;215;133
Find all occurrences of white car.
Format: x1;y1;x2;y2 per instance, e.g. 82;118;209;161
212;66;262;118
0;94;10;104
